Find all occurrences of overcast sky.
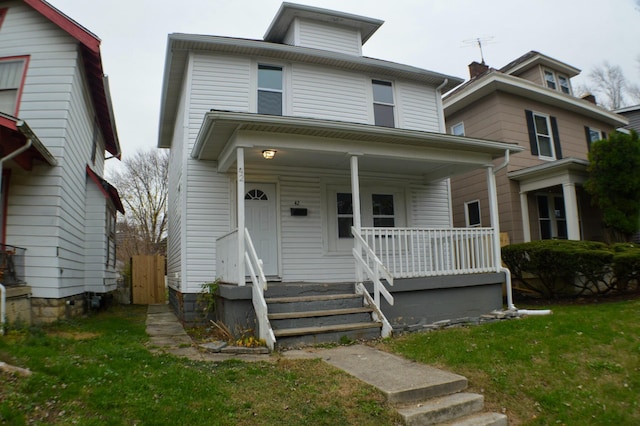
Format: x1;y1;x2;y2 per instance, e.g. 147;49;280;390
45;0;640;172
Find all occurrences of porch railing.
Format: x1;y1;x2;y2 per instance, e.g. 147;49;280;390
359;227;498;278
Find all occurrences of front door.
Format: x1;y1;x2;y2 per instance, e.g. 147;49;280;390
244;183;278;277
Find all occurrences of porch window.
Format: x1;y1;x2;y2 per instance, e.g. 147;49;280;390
372;194;395;227
336;192;353;238
372;80;395;127
0;58;27;116
258;65;282;115
465;200;481;227
537;195;567;240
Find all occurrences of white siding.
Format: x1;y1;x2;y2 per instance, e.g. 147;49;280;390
410;181;452;228
183;160;230;293
291;63;369;124
396;81;440;132
296;19;362;56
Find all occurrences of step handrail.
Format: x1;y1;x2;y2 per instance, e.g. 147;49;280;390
244;228;276;350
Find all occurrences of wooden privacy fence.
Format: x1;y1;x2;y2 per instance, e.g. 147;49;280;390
132;255;166;304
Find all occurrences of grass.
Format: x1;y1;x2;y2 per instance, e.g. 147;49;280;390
0;306;400;425
2;299;639;425
383;297;640;425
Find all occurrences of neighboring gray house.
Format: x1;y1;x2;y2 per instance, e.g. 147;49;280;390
0;0;123;326
615;104;640;132
157;3;522;348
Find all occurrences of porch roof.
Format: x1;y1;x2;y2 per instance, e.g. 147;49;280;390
0;113;58;170
508;157;589;192
192;111;523;180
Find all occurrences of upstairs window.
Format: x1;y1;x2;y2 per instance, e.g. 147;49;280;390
544;69;572;95
0;58;27;116
525;110;562;161
558;75;571;94
451;122;465;136
258;65;282;115
584;126;605;150
372;80;395;127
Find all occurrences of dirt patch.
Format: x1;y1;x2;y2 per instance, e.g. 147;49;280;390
47;331;100;340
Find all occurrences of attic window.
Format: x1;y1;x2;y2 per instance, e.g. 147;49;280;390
558;75;571;94
544;70;556;90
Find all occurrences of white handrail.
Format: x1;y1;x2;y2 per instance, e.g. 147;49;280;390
244;228;275;350
351;227;394;337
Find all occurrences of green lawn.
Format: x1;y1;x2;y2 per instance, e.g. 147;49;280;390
2;298;638;425
0;306;399;425
384;297;640;425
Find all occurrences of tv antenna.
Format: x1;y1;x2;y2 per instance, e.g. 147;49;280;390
462;36;495;64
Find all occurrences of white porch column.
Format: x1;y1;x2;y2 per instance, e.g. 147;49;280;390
520;192;531;242
562;182;581;240
350;154;363;283
237;147;245;286
486;165;501;270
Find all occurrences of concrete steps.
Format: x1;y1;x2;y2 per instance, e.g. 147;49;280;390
317;345;507;426
265;282;382;348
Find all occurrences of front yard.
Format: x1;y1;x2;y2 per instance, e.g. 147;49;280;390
1;297;639;425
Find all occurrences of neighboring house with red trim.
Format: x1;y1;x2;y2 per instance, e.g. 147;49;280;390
158;3;522;348
0;0;123;324
444;51;628;245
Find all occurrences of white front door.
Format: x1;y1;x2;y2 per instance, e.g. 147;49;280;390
244;183;278;277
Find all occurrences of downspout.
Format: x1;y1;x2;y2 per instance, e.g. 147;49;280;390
490;149;551;316
0;123;34;335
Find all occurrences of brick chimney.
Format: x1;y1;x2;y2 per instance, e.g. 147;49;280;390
581;93;597;104
468;61;489;79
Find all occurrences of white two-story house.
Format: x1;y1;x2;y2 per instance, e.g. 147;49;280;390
0;0;123;326
158;2;522;348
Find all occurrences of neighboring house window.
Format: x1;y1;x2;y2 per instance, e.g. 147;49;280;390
544;70;557;90
465;200;481;227
525;110;562;160
0;57;27;116
584;126;606;150
558;75;571;94
372;194;395;227
451;122;465;136
336;192;353;238
372;80;395;127
106;206;116;268
257;64;282;115
537;195;567;240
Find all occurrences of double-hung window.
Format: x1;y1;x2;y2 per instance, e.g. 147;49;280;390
372;80;395;127
544;70;557;90
558;75;571;94
525;110;561;160
0;58;27;116
258;64;283;115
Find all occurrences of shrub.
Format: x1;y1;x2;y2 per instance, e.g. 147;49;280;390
611;244;640;292
502;240;615;298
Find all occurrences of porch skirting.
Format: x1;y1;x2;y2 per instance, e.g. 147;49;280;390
170;273;505;332
365;272;505;330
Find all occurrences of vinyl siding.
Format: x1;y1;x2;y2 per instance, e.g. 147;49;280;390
1;3;107;298
396;81;440;132
296;19;361;55
410;180;452;227
291;63;369;123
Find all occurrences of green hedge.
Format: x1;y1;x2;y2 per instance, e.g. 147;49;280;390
502;240;639;298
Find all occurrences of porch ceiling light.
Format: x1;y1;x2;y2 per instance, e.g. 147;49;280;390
262;149;276;160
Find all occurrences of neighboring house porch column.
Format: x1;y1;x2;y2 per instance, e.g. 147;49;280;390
520;192;532;242
237;147;245;286
350;153;363;283
562;182;581;240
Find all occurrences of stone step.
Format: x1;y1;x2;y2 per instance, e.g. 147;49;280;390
396;393;484;426
273;322;382;349
266;293;363;313
265;282;355;298
443;411;508;426
269;307;373;329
